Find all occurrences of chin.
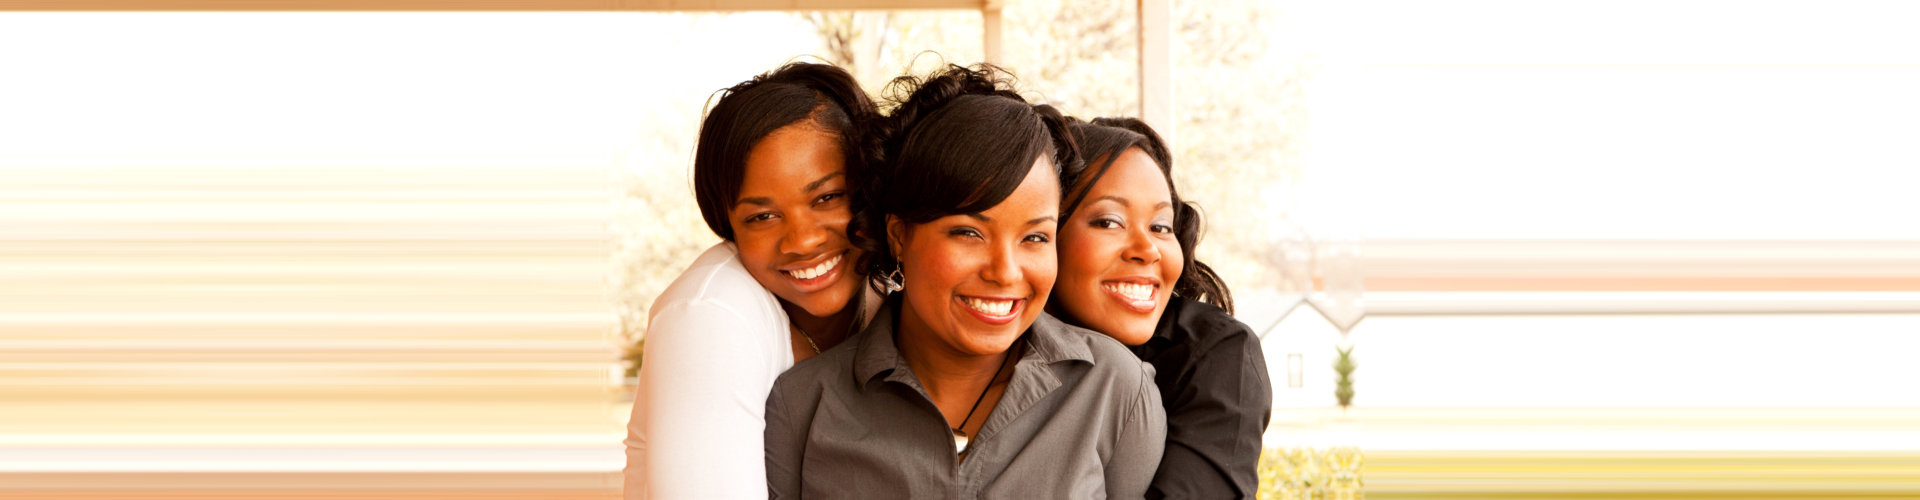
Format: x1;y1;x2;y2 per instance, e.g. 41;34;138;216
956;324;1027;355
789;287;852;318
1091;315;1157;346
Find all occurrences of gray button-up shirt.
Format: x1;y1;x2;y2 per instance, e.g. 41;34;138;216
765;298;1166;499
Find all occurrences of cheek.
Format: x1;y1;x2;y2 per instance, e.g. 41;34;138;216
1026;249;1058;295
731;231;779;270
902;243;955;293
1160;241;1185;285
904;252;965;325
1056;234;1106;281
818;208;854;233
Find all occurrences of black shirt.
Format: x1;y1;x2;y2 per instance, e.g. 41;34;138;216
1131;297;1273;499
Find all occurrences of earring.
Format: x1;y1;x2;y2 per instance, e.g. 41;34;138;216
878;262;905;293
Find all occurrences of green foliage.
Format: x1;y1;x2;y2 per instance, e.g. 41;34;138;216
1259;446;1365;499
621;337;645;379
1334;345;1356;408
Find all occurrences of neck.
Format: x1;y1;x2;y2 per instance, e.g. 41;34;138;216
781;297;857;351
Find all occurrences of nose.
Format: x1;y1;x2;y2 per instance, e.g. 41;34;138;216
1120;225;1162;264
979;240;1022;286
779;211;830;256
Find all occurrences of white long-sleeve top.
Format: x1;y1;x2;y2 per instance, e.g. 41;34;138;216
625;242;794;499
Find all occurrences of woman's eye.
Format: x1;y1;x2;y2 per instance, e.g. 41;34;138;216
1090;217;1122;230
1024;233;1052;244
814;192;844;205
1150;223;1175;234
948;227;982;239
744;212;777;224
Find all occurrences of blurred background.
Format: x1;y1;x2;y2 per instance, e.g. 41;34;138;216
4;1;1920;498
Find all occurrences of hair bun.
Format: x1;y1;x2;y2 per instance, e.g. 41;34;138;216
846;63;1059;295
871;64;1025;174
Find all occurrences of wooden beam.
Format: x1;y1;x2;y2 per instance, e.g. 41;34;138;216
981;3;1003;65
1138;0;1173;137
0;0;980;11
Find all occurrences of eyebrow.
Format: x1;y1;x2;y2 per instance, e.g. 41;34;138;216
803;172;845;193
733;172;846;209
967;211;1059;225
1090;195;1173;211
966;212;1057;226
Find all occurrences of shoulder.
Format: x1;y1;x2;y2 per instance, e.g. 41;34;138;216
1035;316;1164;437
770;328;864;404
1165;297;1260;356
765;339;856;426
775;341;855;388
646;242;789;365
1036;314;1154;388
651;242;782;323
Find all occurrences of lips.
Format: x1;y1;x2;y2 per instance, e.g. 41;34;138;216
957;295;1023;325
779;251;846;291
1104;282;1153;301
1101;279;1159;313
964;296;1015;316
784;253;842;280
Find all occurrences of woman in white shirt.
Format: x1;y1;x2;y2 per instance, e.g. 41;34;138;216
625;62;877;499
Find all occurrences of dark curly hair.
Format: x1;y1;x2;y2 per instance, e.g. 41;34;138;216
692;62;876;241
847;63;1081;294
1062;117;1233;314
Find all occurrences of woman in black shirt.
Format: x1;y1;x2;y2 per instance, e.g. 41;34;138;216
1049;116;1273;498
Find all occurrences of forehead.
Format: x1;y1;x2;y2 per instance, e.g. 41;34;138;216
982;157;1061;218
1085;147;1171;203
737;125;844;196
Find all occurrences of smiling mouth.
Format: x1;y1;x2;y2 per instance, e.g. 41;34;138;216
783;253;843;281
963;296;1016;316
957;295;1024;326
1102;281;1159;312
1103;282;1154;301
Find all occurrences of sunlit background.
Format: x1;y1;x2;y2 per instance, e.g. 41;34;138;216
4;1;1920;498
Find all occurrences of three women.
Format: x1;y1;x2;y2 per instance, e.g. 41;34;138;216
628;60;1271;498
765;64;1165;497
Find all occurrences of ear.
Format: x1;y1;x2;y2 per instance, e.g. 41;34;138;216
885;215;909;259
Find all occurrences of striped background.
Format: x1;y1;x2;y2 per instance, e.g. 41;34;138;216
2;163;627;498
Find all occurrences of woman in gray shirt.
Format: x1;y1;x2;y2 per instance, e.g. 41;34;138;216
764;64;1166;499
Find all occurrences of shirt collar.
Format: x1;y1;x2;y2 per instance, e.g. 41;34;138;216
1133;296;1188;357
851;296;902;388
1022;311;1095;366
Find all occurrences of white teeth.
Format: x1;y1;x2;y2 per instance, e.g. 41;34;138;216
1104;282;1153;301
964;297;1015;316
787;254;841;280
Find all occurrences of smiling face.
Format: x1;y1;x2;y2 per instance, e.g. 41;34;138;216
1053;148;1184;346
888;159;1060;357
728;122;865;320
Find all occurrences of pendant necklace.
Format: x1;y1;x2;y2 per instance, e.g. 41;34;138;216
788;317;821;354
790;297;866;356
951;348;1014;455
